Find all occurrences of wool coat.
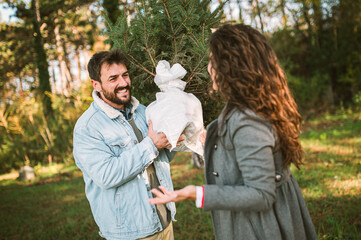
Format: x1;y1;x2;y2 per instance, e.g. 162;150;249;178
203;107;318;240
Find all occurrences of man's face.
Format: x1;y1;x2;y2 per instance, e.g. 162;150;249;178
92;63;131;110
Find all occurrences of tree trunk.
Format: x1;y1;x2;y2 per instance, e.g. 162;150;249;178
311;0;323;49
50;61;58;93
31;0;53;116
236;0;244;23
75;48;82;87
300;0;313;40
280;0;288;29
254;0;264;33
19;74;24;92
54;19;66;95
63;40;74;93
83;48;89;72
54;10;71;96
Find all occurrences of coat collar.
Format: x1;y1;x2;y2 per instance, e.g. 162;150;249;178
204;119;218;175
217;105;237;137
92;90;140;119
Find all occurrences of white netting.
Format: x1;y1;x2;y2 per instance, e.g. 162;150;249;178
146;60;204;156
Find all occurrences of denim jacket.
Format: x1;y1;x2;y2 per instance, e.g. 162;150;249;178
73;91;176;240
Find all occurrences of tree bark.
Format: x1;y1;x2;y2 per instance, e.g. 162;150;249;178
31;0;53;116
75;48;82;87
254;0;264;33
236;0;244;23
50;61;58;93
54;10;72;96
63;40;74;91
311;0;323;49
280;0;288;29
300;0;313;39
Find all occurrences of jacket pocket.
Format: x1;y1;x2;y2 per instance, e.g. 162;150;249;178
115;179;154;231
107;136;132;156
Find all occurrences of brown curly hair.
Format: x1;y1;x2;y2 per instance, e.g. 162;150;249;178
210;24;304;168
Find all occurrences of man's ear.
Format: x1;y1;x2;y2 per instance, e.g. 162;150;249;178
91;80;102;92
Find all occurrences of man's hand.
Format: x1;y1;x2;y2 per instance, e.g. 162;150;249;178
147;120;171;150
148;185;197;205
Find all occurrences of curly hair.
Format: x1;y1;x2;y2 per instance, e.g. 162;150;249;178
210;24;304;168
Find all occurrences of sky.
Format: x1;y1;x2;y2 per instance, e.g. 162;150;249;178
0;4;15;23
1;1;284;31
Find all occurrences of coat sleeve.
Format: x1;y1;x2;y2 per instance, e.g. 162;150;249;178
203;116;276;212
73;125;158;190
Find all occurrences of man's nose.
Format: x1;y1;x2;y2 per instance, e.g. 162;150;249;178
117;76;128;85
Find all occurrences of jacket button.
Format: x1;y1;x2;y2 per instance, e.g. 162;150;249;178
153;208;156;213
134;140;138;144
275;174;282;182
120;120;124;124
212;171;219;177
147;186;150;191
214;144;217;150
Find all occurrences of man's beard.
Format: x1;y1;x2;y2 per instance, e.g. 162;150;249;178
102;85;131;106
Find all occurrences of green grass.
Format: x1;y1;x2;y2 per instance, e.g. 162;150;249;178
0;110;360;239
294;111;361;240
0;170;99;240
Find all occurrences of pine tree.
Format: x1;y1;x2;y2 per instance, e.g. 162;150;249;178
102;0;225;124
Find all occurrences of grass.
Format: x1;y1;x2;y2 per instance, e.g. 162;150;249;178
0;110;360;239
295;110;361;240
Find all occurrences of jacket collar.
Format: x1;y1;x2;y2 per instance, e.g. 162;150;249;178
92;90;140;119
217;104;237;137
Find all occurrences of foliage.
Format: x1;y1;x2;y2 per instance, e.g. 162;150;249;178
353;91;361;111
0;82;93;174
0;0;360;185
0;0;100;173
268;0;361;114
102;0;226;124
0;0;99;109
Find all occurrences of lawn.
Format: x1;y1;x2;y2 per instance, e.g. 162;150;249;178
0;110;360;240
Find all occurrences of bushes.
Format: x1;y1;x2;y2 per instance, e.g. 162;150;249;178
0;83;92;174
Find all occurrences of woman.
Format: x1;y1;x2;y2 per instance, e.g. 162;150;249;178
149;24;318;240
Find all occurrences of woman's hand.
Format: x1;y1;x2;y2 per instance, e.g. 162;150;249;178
199;130;206;146
148;185;197;205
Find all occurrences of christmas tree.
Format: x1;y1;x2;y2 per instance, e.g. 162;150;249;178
103;0;225;124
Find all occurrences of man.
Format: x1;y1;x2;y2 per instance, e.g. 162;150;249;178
73;49;177;240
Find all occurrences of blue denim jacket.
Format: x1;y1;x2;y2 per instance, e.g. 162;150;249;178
73;91;176;240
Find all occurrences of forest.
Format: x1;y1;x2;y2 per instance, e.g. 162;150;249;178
0;0;360;173
0;1;360;239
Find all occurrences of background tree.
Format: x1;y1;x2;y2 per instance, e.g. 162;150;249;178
31;0;53;116
0;0;99;172
0;0;361;174
103;0;226;124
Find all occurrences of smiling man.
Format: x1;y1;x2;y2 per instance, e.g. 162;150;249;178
73;49;177;240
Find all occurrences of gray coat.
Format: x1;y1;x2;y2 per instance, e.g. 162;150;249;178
203;107;318;240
